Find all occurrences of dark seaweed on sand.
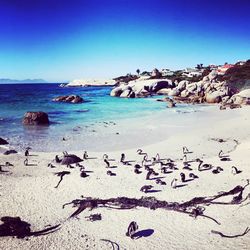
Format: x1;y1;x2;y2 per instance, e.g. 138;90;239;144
0;217;60;239
63;180;250;226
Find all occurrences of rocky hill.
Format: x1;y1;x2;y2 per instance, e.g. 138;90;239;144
109;60;250;108
218;60;250;93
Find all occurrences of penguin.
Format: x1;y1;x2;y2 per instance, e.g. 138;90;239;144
171;178;178;189
231;166;242;175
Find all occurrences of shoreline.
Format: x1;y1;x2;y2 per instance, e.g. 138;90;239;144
0;103;236;153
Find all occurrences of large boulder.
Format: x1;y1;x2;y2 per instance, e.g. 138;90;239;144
236;89;250;98
168;88;180;97
127;79;159;94
180;89;190;98
196;81;204;88
120;89;131;98
120;87;135;98
110;86;124;97
135;90;151;98
128;79;171;93
151;68;162;78
220;103;242;110
208;70;218;81
173;96;192;104
203;82;211;90
205;91;223;103
128;91;136;98
149;80;172;92
186;83;197;92
110;79;175;98
213;81;225;90
189;96;204;104
53;95;83;103
231;89;250;105
0;137;8;145
23;112;49;125
221;96;231;103
177;80;188;92
167;99;176;108
202;75;209;82
157;88;171;95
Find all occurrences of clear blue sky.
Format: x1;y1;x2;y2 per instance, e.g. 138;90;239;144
0;0;250;82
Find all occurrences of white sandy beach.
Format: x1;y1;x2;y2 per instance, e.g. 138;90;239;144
1;106;250;250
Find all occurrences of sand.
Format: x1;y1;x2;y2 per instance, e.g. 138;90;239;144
66;79;116;87
1;106;250;250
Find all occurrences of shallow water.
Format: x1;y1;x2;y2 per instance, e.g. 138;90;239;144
0;83;213;152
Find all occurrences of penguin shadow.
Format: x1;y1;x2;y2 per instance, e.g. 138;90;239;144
220;157;231;162
26;163;38;167
180;173;196;183
107;166;118;169
182;178;194;183
131;229;154;239
122;160;136;165
0;168;9;173
144;189;161;193
85;157;97;160
125;160;136;163
174;184;188;188
150;176;166;180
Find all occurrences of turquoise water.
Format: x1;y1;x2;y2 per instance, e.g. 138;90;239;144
0;83;208;151
0;83;165;122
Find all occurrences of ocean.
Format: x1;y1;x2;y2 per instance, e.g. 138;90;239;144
0;83;211;152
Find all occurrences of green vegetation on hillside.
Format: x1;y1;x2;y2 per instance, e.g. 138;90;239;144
220;60;250;93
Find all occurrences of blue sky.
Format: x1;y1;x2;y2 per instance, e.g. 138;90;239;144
0;0;249;82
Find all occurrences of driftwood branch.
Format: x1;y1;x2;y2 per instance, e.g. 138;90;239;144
100;239;120;250
211;227;250;238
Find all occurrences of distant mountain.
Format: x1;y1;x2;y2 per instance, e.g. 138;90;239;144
0;78;47;83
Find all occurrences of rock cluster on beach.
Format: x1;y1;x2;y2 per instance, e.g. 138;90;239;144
110;79;173;98
22;111;49;125
52;95;84;103
110;60;250;108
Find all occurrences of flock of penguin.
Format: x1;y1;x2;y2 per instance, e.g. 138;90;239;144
46;146;242;193
1;146;242;193
107;147;243;193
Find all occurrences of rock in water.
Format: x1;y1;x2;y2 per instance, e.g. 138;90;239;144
167;100;176;108
150;80;172;92
120;88;132;98
52;95;84;103
23;112;49;125
0;137;8;145
110;87;124;97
